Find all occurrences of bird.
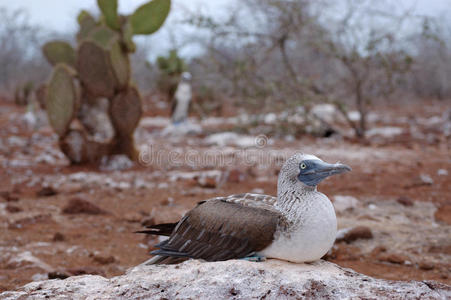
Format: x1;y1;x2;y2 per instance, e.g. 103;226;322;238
137;153;351;264
171;72;192;124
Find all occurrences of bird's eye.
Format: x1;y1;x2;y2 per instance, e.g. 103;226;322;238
300;163;307;169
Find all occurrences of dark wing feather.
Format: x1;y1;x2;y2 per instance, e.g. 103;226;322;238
150;199;281;262
135;222;177;236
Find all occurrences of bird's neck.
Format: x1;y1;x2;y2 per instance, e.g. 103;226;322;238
276;176;316;215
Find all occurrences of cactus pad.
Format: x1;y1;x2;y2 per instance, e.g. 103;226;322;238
122;18;136;53
46;64;78;136
109;40;130;88
130;0;171;35
43;41;76;67
110;87;142;136
88;26;119;48
77;40;116;97
98;0;120;30
77;10;97;41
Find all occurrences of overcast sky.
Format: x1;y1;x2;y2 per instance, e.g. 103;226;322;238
0;0;449;58
0;0;448;32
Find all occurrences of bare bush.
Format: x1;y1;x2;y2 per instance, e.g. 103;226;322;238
0;8;50;94
179;0;442;138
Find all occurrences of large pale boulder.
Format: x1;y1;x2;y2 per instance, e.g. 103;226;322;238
1;260;449;299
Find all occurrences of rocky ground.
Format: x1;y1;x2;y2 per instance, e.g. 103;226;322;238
0;98;450;292
2;260;450;299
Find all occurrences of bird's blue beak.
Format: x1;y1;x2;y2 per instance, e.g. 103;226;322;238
298;160;351;186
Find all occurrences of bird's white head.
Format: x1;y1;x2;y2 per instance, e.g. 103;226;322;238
278;153;351;192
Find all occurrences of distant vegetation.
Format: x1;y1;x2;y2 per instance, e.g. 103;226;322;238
0;0;450;138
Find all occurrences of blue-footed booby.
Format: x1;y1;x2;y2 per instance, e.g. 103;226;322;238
138;153;351;264
171;72;192;124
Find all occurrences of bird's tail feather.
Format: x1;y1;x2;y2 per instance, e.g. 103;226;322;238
135;222;177;236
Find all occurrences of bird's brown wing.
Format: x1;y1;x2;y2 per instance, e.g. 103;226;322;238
137;193;277;237
151;198;282;263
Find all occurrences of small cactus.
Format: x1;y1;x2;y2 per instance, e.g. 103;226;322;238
14;81;34;106
156;49;186;100
42;0;171;164
45;64;79;136
42;41;76;67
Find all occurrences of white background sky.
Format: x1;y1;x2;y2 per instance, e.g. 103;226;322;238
0;0;231;32
0;0;448;33
0;0;449;58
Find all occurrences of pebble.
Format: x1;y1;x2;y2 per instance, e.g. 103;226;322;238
418;261;435;270
62;197;107;215
48;271;70;280
0;191;19;202
92;254;116;265
52;232;66;242
336;226;373;243
396;196;414;207
379;253;409;264
36;186;57;197
123;212;143;223
5;204;22;213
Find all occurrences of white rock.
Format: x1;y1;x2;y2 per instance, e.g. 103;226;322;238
205;132;266;148
437;169;448;176
1;260;448;299
161;121;202;137
419;174;434;185
7;136;27;147
204;132;239;147
368;204;378;210
100;155;134;171
264;113;277;124
311;104;337;123
366;127;403;138
333;195;359;212
139;116;170;128
335;228;351;240
348;111;361;121
7;251;52;272
22;111;37;128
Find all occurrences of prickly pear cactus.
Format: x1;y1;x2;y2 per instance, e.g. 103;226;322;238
45;64;78;136
77;40;117;98
109;40;131;88
42;41;76;67
110;87;142;136
157;49;186;100
97;0;120;30
130;0;171;35
42;0;171;165
77;10;97;41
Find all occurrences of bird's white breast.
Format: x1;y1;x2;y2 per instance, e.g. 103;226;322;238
259;193;337;263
